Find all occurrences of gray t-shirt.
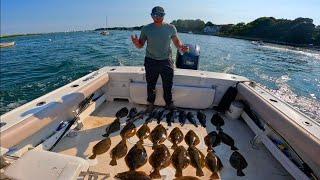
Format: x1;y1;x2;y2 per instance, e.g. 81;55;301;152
140;23;177;60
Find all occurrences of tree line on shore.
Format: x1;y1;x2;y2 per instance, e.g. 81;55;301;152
170;17;319;46
96;17;319;46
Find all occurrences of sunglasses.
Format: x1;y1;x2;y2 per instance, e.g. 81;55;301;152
151;13;165;18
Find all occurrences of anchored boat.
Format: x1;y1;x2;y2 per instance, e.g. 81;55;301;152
0;42;15;48
0;45;319;180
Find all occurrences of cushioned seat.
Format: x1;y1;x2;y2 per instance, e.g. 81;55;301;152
4;150;89;180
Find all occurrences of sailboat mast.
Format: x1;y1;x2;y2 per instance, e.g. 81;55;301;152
106;16;108;30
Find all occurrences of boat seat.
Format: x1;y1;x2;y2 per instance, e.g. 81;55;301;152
129;82;215;109
4;150;89;180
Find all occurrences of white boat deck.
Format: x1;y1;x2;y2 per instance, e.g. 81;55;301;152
53;101;292;179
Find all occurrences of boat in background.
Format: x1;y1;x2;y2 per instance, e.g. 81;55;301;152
100;16;109;36
251;40;264;46
0;41;15;48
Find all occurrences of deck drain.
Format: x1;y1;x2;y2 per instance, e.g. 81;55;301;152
71;84;79;88
269;99;278;103
110;68;116;71
36;101;46;106
303;121;312;126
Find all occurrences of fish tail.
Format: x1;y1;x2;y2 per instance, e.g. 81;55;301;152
207;147;215;152
152;144;156;150
210;172;220;179
137;139;143;145
196;168;204;177
231;146;238;151
150;169;161;179
102;132;110;137
171;143;177;150
88;154;96;159
175;169;183;177
237;170;245;176
109;158;117;166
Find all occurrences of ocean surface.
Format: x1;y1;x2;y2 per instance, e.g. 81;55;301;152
1;30;319;121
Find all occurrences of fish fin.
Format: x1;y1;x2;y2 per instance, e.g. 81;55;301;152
88;154;96;159
231;146;238;151
210;172;220;179
196;168;204;177
109;158;117;166
237;170;245;176
175;169;183;177
102;131;110;137
150;169;161;179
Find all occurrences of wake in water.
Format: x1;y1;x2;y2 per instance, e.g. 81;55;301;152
260;44;320;60
259;75;320;123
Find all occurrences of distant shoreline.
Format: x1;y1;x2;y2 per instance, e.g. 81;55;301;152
217;35;320;50
2;29;319;51
0;33;41;38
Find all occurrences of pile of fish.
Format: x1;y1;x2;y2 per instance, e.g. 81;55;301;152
88;106;248;179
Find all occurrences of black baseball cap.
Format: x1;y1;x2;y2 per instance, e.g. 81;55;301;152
151;6;165;16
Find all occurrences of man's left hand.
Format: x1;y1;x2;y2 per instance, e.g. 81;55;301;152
180;45;189;53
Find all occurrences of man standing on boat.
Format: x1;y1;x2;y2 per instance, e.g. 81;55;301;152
131;6;189;112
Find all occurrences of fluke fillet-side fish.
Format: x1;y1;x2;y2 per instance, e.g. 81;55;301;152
89;137;111;159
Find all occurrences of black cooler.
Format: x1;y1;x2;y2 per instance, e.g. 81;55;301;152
176;44;200;70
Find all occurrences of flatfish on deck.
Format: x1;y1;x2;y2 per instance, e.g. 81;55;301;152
205;151;223;179
204;131;221;152
89;137;111;159
187;146;205;177
136;123;151;144
169;127;184;149
120;121;136;139
185;130;200;147
149;144;171;178
110;139;128;166
171;146;190;177
125;143;148;170
149;124;167;149
229;151;248;176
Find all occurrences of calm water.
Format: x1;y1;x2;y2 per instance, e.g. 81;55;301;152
1;30;319;121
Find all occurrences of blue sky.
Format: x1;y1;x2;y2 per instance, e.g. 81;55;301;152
1;0;319;35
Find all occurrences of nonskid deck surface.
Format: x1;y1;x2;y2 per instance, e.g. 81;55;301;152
53;101;291;180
